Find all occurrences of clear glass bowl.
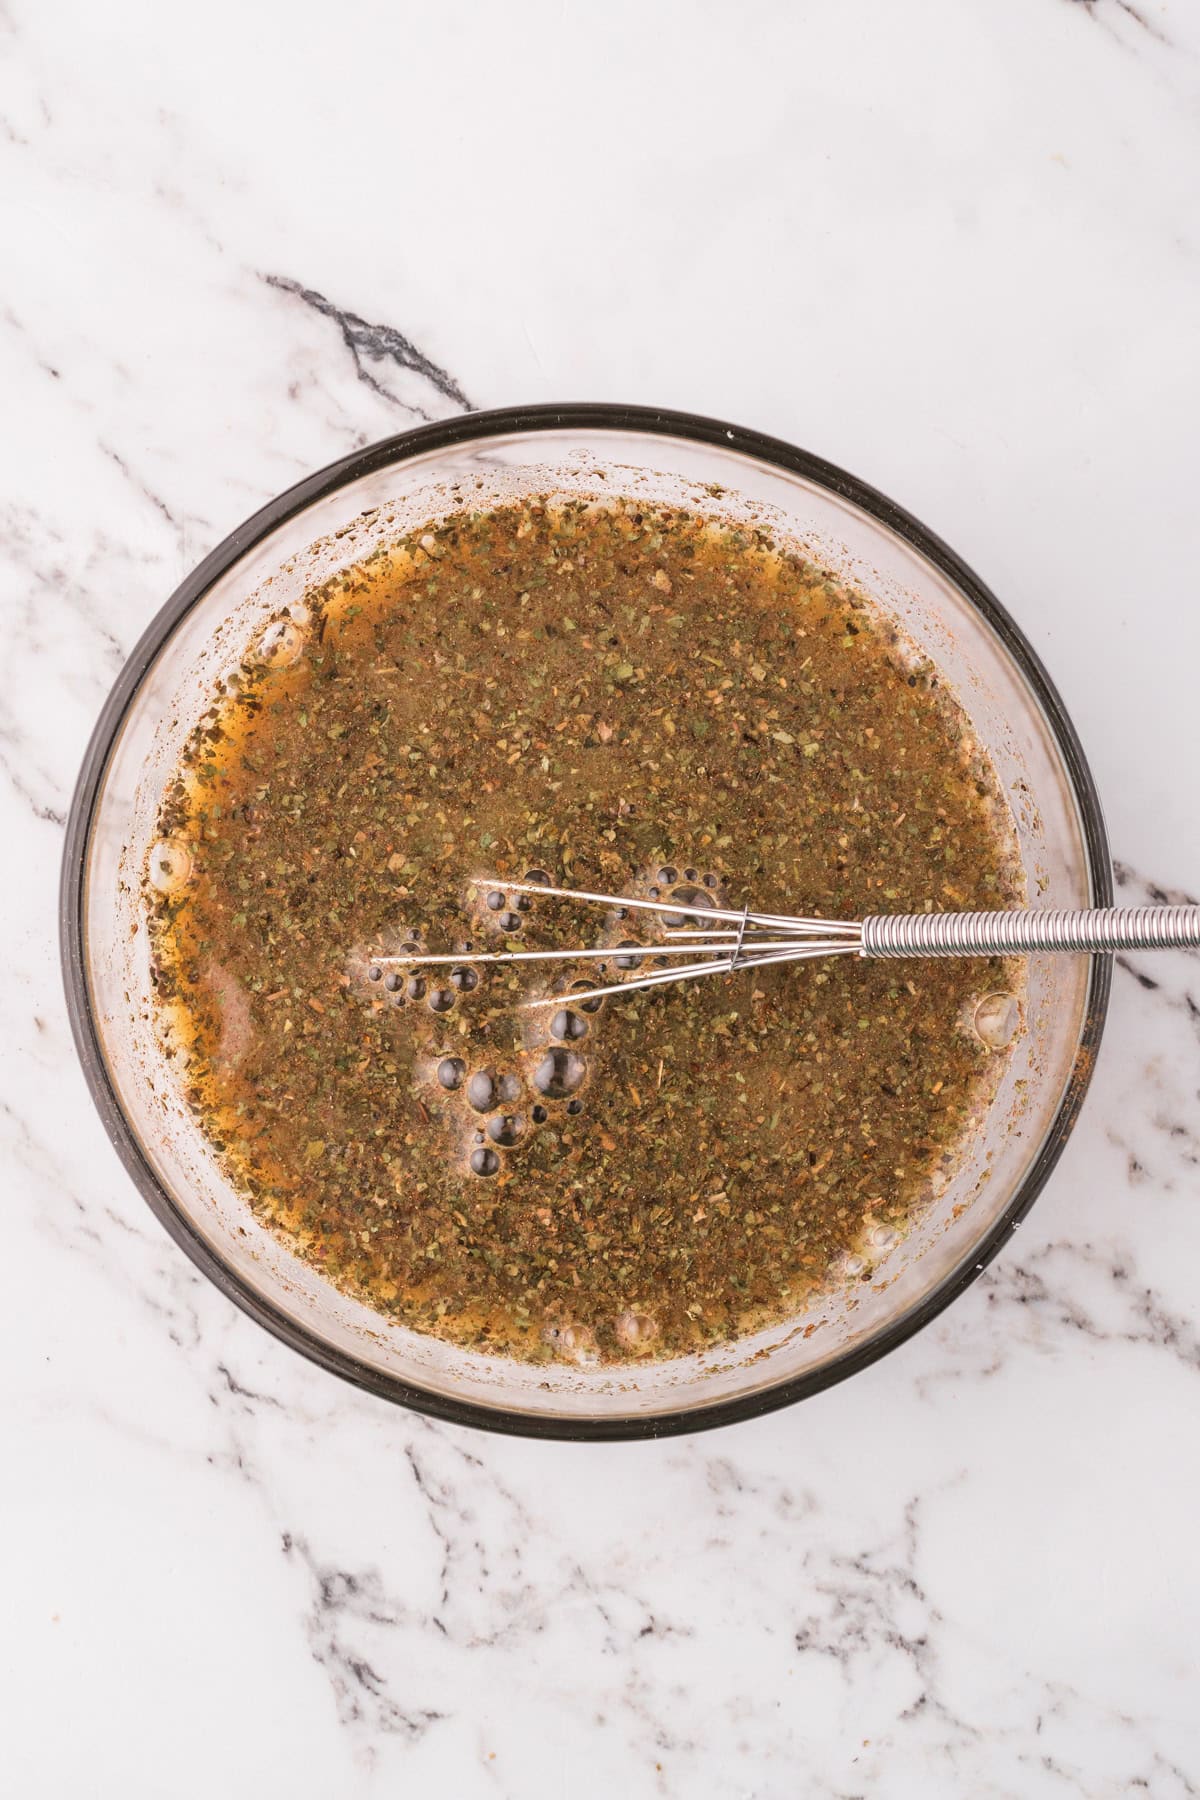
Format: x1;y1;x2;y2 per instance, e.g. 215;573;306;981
61;406;1111;1439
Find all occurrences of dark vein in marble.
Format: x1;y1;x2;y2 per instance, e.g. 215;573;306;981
1116;955;1159;991
3;303;67;384
704;1452;817;1523
101;1203;143;1237
988;1241;1200;1373
1029;1687;1200;1795
1110;860;1200;1039
793;1496;980;1757
1065;0;1173;47
403;1421;541;1609
100;442;181;533
279;1531;446;1739
403;1444;455;1607
263;274;473;417
1117;960;1200;1045
139;1271;205;1352
0;508;130;672
0;727;64;825
1132;1753;1200;1798
213;1361;285;1410
0;1095;98;1240
1113;859;1199;912
1110;0;1172;46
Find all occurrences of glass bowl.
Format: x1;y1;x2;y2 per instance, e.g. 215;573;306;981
61;405;1111;1439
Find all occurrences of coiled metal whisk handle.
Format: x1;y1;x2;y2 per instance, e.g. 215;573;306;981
861;906;1200;959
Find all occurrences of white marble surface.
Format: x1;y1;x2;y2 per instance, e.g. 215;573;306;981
4;0;1200;1793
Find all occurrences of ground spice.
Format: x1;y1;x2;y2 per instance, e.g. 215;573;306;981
148;497;1023;1363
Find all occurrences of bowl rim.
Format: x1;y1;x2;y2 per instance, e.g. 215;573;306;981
60;402;1113;1441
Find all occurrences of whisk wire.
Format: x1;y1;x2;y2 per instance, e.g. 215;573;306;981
523;939;862;1009
375;936;829;970
496;878;859;938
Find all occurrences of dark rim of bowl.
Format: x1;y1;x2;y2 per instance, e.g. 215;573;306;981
60;403;1112;1442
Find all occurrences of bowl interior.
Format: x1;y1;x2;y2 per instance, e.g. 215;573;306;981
71;416;1108;1434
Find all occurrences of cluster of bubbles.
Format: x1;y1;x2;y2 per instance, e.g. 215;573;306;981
541;1306;658;1365
361;862;731;1189
352;859;737;1358
432;869;597;1177
363;929;481;1017
451;1075;520;1169
483;883;532;935
434;1058;530;1176
441;864;731;1179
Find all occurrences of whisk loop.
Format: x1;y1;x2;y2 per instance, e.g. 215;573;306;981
365;879;1200;1007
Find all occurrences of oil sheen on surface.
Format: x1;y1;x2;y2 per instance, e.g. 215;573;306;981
148;497;1024;1364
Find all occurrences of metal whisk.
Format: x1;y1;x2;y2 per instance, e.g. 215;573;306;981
372;878;1200;1006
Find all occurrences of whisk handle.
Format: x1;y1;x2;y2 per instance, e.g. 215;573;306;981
860;906;1200;959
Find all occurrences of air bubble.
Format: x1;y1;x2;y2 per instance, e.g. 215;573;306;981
407;975;427;1001
523;868;552;886
615;1311;659;1349
973;992;1021;1050
657;866;678;884
531;1104;548;1124
383;971;401;993
614;940;643;971
566;1098;584;1116
368;966;382;983
148;838;193;895
545;1323;598;1365
467;1070;496;1112
569;979;604;1015
664;883;712;927
550;1009;588;1041
437;1057;466;1090
486;890;506;911
533;1048;587;1099
451;966;479;992
515;895;533;912
703;872;719;888
497;1073;522;1103
251;617;306;668
470;1147;500;1177
498;911;523;933
870;1223;898;1250
684;867;699;882
487;1114;524;1147
428;987;455;1013
843;1254;866;1278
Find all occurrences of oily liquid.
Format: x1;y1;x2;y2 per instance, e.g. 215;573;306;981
149;498;1024;1364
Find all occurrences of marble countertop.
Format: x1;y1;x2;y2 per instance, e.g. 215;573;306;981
5;1;1200;1793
